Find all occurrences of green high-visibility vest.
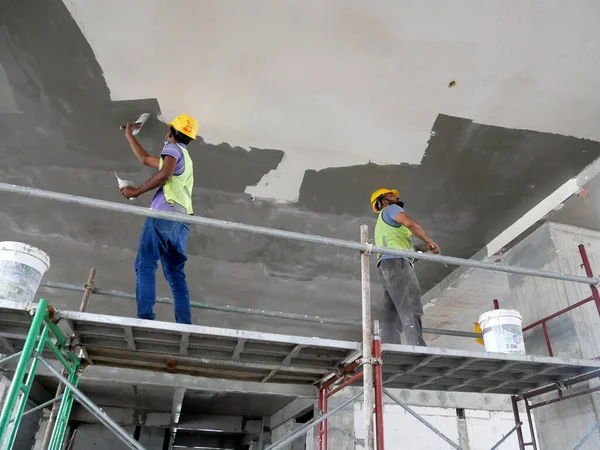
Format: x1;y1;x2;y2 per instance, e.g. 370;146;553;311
159;143;194;215
374;208;414;261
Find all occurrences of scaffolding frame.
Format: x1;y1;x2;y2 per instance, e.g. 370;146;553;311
0;299;148;450
506;244;600;450
0;182;599;449
3;300;599;450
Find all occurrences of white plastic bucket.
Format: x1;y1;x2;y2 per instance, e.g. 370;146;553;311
478;309;526;354
0;241;50;303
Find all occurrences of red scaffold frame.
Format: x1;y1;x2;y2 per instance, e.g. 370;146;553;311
508;244;600;450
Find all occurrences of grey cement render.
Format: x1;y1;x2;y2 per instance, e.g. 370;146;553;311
298;113;600;292
2;3;600;445
504;222;600;450
2;1;600;445
70;424;138;450
2;0;600;345
13;401;43;450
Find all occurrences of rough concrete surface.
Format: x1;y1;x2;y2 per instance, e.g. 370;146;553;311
3;0;600;345
60;0;600;204
3;1;600;447
504;222;600;450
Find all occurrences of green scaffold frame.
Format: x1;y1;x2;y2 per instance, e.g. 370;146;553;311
0;298;81;450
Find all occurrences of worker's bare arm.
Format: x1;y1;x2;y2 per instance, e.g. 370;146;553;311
120;156;176;199
394;212;441;254
124;122;160;168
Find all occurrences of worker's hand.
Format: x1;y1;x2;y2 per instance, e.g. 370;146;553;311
124;122;141;137
120;186;139;199
425;240;441;254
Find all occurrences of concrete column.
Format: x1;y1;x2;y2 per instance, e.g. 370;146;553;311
33;412;50;450
327;390;358;450
0;375;9;410
270;419;306;450
456;408;470;450
137;427;164;450
70;424;138;450
504;222;600;450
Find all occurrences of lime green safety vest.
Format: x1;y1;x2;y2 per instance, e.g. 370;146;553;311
374;208;414;261
159;143;194;215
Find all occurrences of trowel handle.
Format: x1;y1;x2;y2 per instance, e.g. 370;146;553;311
119;122;142;130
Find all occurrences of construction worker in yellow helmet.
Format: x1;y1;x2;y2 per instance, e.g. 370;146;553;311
370;188;440;346
121;114;199;325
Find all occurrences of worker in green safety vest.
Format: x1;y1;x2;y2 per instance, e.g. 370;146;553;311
121;114;199;324
370;188;440;346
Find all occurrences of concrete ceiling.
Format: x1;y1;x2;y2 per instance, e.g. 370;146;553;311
2;0;600;351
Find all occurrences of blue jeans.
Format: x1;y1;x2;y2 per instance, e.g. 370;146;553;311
135;217;192;324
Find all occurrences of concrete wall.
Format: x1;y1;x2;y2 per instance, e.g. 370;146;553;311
0;375;44;450
267;387;537;450
70;424;163;450
4;0;600;344
351;402;536;450
270;419;306;450
504;222;600;450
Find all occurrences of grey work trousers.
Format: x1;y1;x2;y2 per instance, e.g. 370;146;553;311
376;258;426;346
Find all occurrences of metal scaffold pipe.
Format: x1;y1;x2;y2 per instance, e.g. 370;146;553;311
360;225;375;450
38;280;482;338
1;182;598;285
34;352;148;450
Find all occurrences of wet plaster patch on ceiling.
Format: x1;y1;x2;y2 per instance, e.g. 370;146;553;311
61;0;600;202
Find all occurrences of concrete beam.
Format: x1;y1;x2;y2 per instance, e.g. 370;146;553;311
176;414;261;434
423;157;600;305
70;405;171;426
178;414;245;432
174;432;244;448
242;417;269;447
168;387;186;449
338;386;515;412
11;361;316;398
71;405;262;433
270;397;316;429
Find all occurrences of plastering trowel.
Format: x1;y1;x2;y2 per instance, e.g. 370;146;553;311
414;243;448;268
115;172;137;200
119;112;151;135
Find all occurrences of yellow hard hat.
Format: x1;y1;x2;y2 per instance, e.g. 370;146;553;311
370;188;399;213
168;114;199;140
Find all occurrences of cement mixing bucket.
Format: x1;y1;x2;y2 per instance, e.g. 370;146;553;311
478;309;526;354
0;241;50;303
